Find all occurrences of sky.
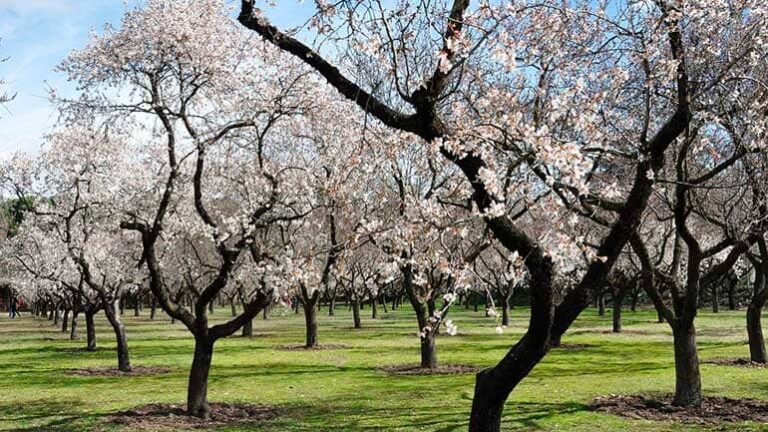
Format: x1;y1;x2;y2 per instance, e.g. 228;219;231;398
0;1;128;159
0;0;311;160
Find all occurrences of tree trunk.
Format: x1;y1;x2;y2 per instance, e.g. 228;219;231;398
262;303;270;320
230;298;237;317
501;296;510;327
134;297;141;317
62;309;70;333
630;288;639;312
371;295;378;319
612;292;623;333
150;298;157;320
352;300;362;329
187;337;214;418
242;319;253;337
70;310;79;340
747;299;767;363
550;332;561;347
85;310;97;351
597;292;605;316
328;296;335;317
671;324;702;407
303;300;318;347
747;272;767;363
468;337;549;431
728;284;737;310
712;284;719;313
104;302;132;372
420;332;437;369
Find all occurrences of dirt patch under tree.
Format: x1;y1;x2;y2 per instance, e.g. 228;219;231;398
106;403;279;430
589;394;768;424
703;358;768;368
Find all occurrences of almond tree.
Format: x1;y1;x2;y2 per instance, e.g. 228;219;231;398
2;126;140;370
237;0;768;428
57;0;332;417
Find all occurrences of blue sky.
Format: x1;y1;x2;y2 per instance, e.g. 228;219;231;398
0;1;128;159
0;0;310;159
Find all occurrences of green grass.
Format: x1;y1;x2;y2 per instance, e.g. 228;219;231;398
0;305;766;431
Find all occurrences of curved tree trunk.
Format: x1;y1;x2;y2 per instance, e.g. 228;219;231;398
468;335;549;431
104;301;132;372
187;336;214;418
671;324;702;407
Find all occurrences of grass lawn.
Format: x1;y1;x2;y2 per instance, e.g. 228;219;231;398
0;304;765;431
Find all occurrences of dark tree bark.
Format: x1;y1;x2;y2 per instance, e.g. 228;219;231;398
70;310;79;340
150;298;157;320
671;324;702;406
242;318;253;337
104;301;132;372
187;337;214;419
262;303;270;320
352;300;362;329
85;309;97;351
328;296;336;316
612;294;623;333
370;294;378;319
62;309;70;333
712;283;719;313
420;332;437;368
304;302;318;347
747;265;767;363
299;283;321;348
728;282;737;310
630;287;639;312
597;291;606;317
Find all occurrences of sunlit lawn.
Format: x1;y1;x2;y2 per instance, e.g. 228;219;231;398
0;304;765;431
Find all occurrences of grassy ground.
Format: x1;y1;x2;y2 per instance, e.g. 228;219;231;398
0;304;765;431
